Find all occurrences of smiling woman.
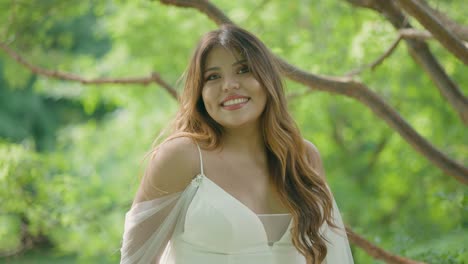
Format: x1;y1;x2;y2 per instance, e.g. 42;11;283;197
120;24;354;264
202;46;267;128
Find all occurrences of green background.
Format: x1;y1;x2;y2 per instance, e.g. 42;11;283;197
0;0;466;263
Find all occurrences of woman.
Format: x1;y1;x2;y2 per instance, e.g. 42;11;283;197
120;24;354;264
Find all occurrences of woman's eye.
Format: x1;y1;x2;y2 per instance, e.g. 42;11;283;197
205;74;220;81
238;65;250;74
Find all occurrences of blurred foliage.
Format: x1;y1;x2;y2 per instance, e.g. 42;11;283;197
0;0;466;263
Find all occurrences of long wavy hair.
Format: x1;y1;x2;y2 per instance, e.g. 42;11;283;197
162;24;336;263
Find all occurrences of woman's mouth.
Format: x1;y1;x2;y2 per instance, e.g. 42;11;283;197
221;98;250;110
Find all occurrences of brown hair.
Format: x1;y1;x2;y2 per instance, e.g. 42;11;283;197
163;24;336;263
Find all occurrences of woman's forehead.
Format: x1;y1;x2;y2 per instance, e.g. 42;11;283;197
203;46;246;68
207;46;241;59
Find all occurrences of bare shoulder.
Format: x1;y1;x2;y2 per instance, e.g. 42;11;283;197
133;137;200;204
303;139;326;178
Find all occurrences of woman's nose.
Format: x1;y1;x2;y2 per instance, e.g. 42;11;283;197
222;77;240;92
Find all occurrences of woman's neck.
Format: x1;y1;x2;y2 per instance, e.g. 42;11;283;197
221;123;265;155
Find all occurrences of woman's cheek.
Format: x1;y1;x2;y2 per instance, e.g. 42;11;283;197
201;88;215;113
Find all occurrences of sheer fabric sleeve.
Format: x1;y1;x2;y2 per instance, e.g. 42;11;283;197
322;196;354;264
120;178;200;264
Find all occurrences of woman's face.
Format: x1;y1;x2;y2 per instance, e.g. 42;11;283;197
201;46;267;129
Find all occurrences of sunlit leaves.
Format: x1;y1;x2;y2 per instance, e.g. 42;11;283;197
0;0;467;263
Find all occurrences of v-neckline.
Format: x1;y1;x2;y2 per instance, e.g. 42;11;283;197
192;174;293;247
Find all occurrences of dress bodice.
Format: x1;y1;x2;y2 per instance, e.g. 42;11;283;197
120;143;354;264
168;174;306;264
180;174;293;251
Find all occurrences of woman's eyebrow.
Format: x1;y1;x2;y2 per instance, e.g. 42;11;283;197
204;59;248;73
232;59;247;66
203;66;219;73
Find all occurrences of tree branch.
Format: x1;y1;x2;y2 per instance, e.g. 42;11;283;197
400;28;468;48
420;1;468;42
345;27;468;77
345;35;403;76
159;0;233;25
0;41;178;99
345;1;468;124
346;227;426;264
279;59;467;184
398;28;432;40
155;0;467;184
395;0;468;64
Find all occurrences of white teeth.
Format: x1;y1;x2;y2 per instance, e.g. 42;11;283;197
223;98;248;106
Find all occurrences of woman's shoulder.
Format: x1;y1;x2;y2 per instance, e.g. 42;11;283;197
303;139;321;159
152;136;201;180
135;137;200;202
302;139;325;178
156;137;199;163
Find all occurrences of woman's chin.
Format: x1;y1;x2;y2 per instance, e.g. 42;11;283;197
217;119;260;130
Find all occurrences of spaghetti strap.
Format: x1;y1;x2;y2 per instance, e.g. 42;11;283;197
195;143;205;176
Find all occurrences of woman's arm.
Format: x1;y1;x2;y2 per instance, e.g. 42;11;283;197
121;137;199;264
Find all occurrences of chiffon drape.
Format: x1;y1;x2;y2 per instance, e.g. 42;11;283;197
120;174;354;264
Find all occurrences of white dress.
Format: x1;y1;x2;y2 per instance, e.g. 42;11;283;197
120;145;354;264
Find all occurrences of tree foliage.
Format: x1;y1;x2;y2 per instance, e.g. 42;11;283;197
0;0;466;263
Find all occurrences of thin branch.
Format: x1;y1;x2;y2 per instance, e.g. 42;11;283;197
347;30;465;77
395;0;468;64
344;27;468;77
346;227;426;264
0;41;179;99
346;1;468;124
346;35;403;76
